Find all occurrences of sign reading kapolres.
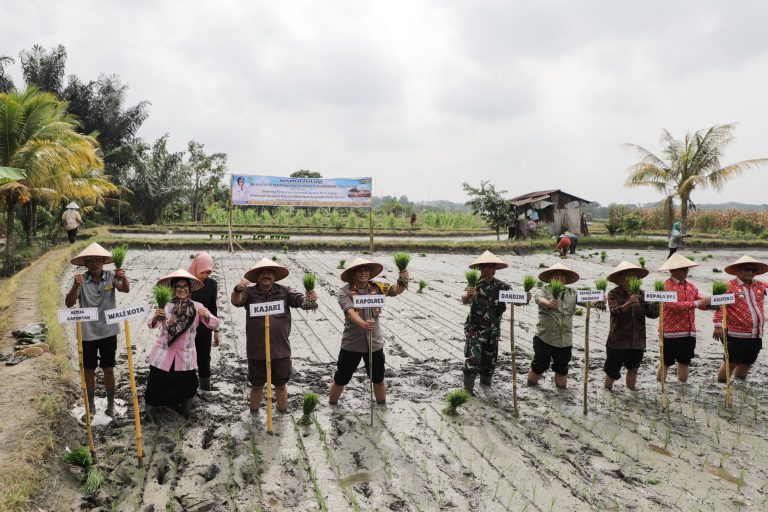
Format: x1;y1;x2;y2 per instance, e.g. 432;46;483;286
231;175;373;207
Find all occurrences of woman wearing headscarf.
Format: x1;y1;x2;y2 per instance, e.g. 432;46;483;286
145;269;220;419
189;252;220;391
668;221;683;257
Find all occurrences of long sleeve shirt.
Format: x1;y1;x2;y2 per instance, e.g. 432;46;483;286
607;286;659;350
191;278;218;342
533;286;577;348
713;278;767;339
147;300;220;371
662;278;703;338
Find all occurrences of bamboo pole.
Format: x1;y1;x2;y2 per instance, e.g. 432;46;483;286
367;308;374;426
124;320;143;466
76;322;95;454
265;315;273;433
723;307;733;407
583;303;590;415
659;303;668;410
510;305;518;416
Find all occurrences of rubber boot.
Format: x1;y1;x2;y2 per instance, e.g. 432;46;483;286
463;373;476;395
105;390;115;417
86;389;96;415
480;374;493;386
200;377;212;391
180;398;194;419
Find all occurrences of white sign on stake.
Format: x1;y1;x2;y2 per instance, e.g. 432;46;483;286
644;291;678;303
249;300;285;317
104;304;150;325
58;307;99;324
353;295;386;308
711;293;736;306
577;290;605;302
499;290;528;304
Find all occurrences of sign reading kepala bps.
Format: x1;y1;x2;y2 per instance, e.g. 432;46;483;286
231;175;372;207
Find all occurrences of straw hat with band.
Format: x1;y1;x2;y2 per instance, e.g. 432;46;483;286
658;253;698;271
724;255;768;276
244;257;290;282
341;257;384;283
538;262;580;284
468;250;508;270
607;261;650;284
157;268;204;292
70;242;113;266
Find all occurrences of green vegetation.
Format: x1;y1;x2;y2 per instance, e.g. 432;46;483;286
465;269;481;288
638;256;646;268
298;392;319;426
337;259;345;269
600;250;607;262
110;244;128;268
628;278;643;295
654;280;666;292
302;274;317;310
417;279;428;293
523;275;537;292
443;389;470;416
549;279;566;299
712;281;728;295
80;468;104;495
62;446;92;468
153;285;173;309
393;252;411;271
595;278;608;291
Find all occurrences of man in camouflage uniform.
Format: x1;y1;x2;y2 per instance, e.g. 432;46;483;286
462;251;511;393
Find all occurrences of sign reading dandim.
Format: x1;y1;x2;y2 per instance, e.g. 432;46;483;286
231;175;372;207
499;290;528;304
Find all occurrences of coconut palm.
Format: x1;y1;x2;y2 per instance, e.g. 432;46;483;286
0;87;115;265
624;124;767;231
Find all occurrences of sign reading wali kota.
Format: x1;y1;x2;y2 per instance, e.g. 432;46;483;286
58;307;99;324
643;291;678;303
104;304;150;325
353;295;386;308
249;300;285;317
499;290;528;304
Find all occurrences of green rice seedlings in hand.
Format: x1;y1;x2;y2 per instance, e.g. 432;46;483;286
111;244;128;269
80;467;104;495
298;392;319;425
417;279;428;293
712;281;728;296
628;277;643;296
549;278;566;299
443;389;470;416
393;252;411;271
638;256;646;268
337;259;346;269
302;273;318;310
523;275;537;292
654;280;666;292
600;250;607;263
62;445;92;469
465;269;481;288
595;278;608;292
154;285;173;310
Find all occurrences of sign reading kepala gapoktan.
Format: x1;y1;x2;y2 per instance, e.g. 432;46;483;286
231;175;372;207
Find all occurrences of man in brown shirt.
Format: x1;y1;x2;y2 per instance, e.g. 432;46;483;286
231;258;317;413
604;261;659;391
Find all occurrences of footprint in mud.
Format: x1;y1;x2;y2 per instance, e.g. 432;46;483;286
199;463;220;482
354;481;373;498
156;458;170;484
352;451;363;468
202;425;216;449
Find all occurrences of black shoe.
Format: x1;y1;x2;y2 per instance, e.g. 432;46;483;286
463;373;476;395
479;374;492;386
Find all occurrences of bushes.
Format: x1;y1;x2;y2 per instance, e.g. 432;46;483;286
730;216;764;235
695;213;717;233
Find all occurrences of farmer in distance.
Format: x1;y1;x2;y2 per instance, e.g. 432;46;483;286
231;257;318;413
713;255;768;383
329;257;409;406
65;242;130;417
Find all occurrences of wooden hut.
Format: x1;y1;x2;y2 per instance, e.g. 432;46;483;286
509;189;592;238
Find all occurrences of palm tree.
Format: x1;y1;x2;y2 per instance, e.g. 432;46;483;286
0;87;116;265
625;124;768;231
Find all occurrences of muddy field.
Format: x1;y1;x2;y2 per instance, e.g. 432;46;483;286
58;247;768;511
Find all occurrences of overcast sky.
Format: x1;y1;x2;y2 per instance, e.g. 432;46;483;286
3;0;768;206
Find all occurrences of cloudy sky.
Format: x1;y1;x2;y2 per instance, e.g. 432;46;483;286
3;0;768;206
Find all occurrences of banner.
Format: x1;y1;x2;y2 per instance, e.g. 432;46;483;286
231;175;372;207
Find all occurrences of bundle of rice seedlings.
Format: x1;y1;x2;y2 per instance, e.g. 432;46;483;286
417;279;428;293
465;269;481;288
298;392;319;425
337;259;346;269
654;280;666;292
574;309;584;316
712;268;722;273
595;278;608;291
600;251;607;263
153;285;173;309
549;278;566;299
443;389;470;416
536;280;545;288
712;281;728;296
62;446;92;469
638;256;646;268
628;277;643;296
393;252;411;271
111;244;128;268
302;274;318;310
80;467;104;495
523;275;537;292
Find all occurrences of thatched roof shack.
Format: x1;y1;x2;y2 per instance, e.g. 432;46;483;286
509;189;592;237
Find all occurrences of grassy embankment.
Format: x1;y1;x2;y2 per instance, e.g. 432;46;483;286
0;241;86;511
111;224;494;237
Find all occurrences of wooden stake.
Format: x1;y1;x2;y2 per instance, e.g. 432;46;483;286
76;322;95;454
265;315;273;433
124;320;143;466
723;306;733;407
510;305;518;416
659;303;668;410
583;303;590;415
367;308;374;426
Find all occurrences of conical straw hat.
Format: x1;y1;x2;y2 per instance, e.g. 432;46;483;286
538;262;580;284
70;242;113;266
607;261;650;284
65;202;80;209
468;250;508;270
244;257;290;282
156;269;204;292
658;253;698;271
340;257;384;283
724;255;768;276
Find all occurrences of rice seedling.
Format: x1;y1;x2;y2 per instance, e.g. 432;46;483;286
600;250;607;262
538;262;546;268
688;256;695;261
536;280;545;288
337;259;346;269
713;268;722;273
80;467;104;495
298;392;319;425
443;389;470;416
110;244;128;268
272;255;278;261
393;252;411;271
712;281;728;295
417;279;428;293
628;277;643;296
595;278;608;291
465;269;481;288
549;278;566;299
654;280;666;292
419;252;426;257
523;275;537;292
153;285;173;309
574;309;583;316
62;445;92;468
302;274;318;310
282;244;289;253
